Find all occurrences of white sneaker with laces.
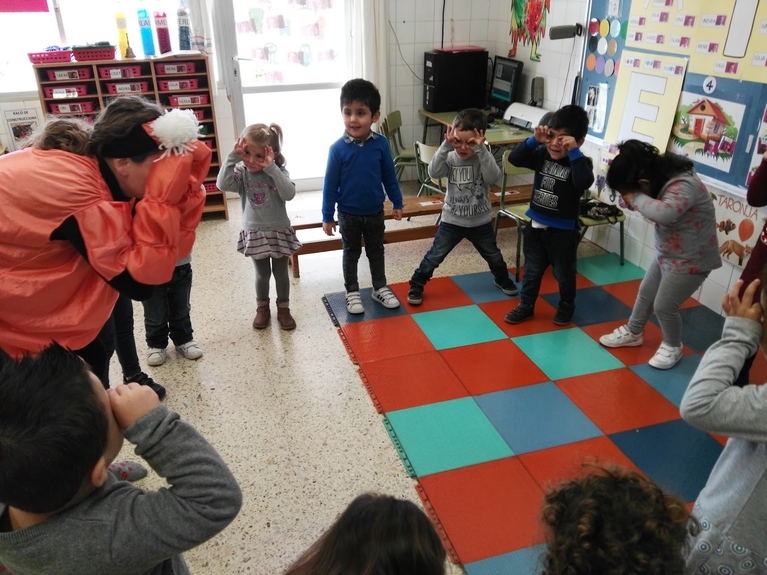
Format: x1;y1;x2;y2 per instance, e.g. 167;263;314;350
649;342;683;370
176;340;203;360
599;325;644;348
146;348;168;367
346;291;364;314
371;286;400;309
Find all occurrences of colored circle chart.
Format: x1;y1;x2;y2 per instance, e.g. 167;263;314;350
608;38;618;57
589;18;600;35
600;19;610;38
586;53;597;71
595;56;606;74
597;37;608;55
604;59;615;77
610;19;621;38
589;35;599;52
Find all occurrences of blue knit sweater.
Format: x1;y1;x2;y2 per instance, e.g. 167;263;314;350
322;132;403;222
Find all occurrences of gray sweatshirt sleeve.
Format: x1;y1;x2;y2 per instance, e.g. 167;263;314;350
110;404;242;568
428;140;453;179
216;150;243;194
263;163;296;202
680;316;767;443
631;177;695;225
474;143;502;185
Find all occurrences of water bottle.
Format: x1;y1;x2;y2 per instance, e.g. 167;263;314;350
154;6;172;54
115;1;129;59
138;0;155;57
177;0;191;51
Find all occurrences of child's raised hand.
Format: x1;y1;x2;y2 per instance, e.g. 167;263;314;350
467;128;484;147
322;221;337;236
253;144;275;170
392;208;403;221
108;382;161;430
445;125;457;146
233;137;248;157
533;125;551;144
558;135;578;152
722;279;762;322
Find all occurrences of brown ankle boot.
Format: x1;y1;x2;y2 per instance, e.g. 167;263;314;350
253;299;270;329
276;300;296;330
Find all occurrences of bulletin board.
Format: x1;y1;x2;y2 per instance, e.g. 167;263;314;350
580;0;767;190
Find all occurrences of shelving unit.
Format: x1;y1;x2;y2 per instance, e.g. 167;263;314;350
33;54;228;219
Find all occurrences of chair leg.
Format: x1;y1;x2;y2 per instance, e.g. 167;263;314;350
619;221;625;265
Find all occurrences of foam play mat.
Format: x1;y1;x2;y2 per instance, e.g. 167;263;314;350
321;253;766;574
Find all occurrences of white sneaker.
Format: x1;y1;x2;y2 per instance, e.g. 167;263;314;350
599;325;644;348
371;286;400;309
346;291;364;314
146;348;167;367
176;340;203;360
649;342;683;370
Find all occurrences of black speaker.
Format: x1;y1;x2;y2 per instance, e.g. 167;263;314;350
423;49;488;112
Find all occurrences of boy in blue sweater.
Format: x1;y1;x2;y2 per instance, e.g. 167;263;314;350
322;79;404;314
504;105;594;326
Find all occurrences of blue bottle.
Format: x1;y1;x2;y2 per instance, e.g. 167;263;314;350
178;0;191;51
138;0;155;57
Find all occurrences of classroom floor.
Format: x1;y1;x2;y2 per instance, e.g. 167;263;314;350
110;185;743;575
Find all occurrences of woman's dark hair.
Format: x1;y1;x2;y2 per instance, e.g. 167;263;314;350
88;95;164;161
541;465;698;575
29;116;92;155
242;122;287;168
0;344;108;514
606;139;694;198
283;493;447;575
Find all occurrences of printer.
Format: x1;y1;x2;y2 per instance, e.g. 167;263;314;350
502;103;553;131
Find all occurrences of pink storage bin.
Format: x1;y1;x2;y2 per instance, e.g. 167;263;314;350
28;50;72;64
49;100;96;114
72;46;116;61
203;182;219;193
168;94;208;106
201;139;213;149
105;81;150;94
46;68;92;81
158;78;198;91
43;84;88;98
186;109;205;120
155;62;196;74
98;65;142;79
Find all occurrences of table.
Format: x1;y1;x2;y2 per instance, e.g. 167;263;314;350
419;109;532;146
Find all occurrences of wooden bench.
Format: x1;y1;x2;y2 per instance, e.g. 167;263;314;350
287;184;532;277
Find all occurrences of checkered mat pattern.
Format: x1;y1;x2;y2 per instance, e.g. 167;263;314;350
321;253;767;574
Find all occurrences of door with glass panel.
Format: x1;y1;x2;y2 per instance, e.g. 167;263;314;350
216;0;351;183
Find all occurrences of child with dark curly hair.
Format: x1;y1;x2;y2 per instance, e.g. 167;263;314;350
541;465;697;575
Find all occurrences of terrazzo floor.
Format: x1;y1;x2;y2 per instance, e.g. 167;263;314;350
111;183;610;575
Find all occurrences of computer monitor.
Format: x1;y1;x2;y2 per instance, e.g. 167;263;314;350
489;56;523;113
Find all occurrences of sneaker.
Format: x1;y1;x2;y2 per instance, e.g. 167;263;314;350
407;287;423;306
346;291;364;314
176;340;203;360
504;304;534;324
599;325;643;348
494;278;519;296
553;302;575;326
649;342;684;370
146;347;167;367
124;371;166;401
371;286;400;309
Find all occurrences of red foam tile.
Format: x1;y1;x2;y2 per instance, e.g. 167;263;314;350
418;457;546;564
480;298;567;337
603;278;700;310
359;351;469;412
341;315;435;363
518;436;643;493
439;339;548;395
389;277;473;313
581;319;695;367
555;368;680;434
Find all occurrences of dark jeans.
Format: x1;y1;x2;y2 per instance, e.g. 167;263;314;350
520;224;580;310
113;293;142;380
411;221;510;288
141;263;194;349
77;314;116;389
338;211;386;292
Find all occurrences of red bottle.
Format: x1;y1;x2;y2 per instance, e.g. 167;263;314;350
154;9;172;54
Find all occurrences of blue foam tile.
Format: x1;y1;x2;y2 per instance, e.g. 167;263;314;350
450;270;519;304
475;383;603;455
542;286;633;327
610;419;723;503
673;306;725;353
465;544;547;575
411;305;508;350
576;253;647;285
322;287;408;325
512;328;624;380
631;354;703;408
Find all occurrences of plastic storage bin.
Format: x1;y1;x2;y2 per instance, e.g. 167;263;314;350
28;50;72;64
43;84;88;98
203;182;219;193
168;94;208;106
155;62;196;74
72;46;116;61
98;65;142;79
46;68;92;81
105;81;150;94
158;78;198;91
49;100;96;114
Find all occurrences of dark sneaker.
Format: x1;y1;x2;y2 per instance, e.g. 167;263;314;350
125;372;166;401
407;287;423;305
553;303;575;326
504;304;534;324
494;278;519;296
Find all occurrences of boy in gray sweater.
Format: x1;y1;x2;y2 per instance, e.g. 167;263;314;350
407;108;517;305
0;344;242;575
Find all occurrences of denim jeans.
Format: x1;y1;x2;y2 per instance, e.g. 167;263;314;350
520;224;580;309
411;222;510;288
141;263;194;348
338;211;386;292
113;293;142;380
